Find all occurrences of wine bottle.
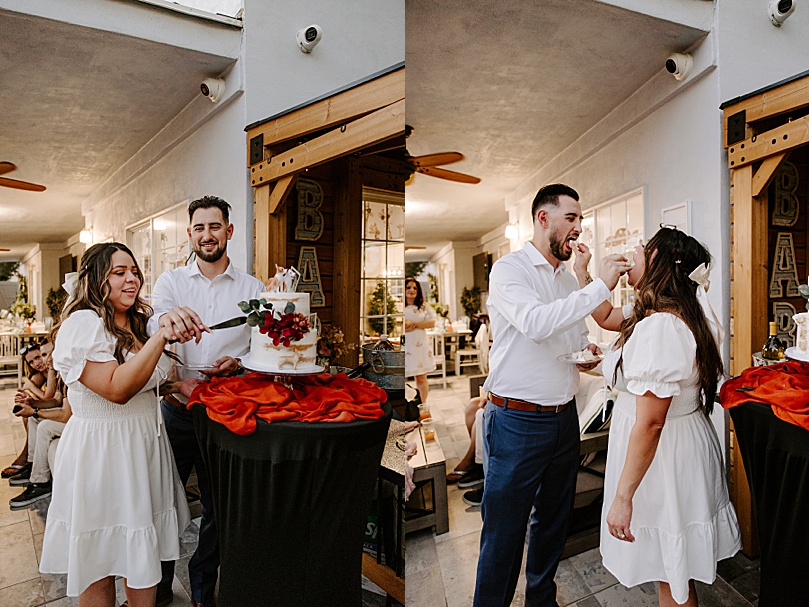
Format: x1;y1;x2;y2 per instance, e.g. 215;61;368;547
761;321;785;360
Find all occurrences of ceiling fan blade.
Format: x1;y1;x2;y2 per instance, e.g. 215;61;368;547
0;162;16;176
0;248;10;252
410;152;464;168
417;166;481;184
405;246;427;251
0;177;46;192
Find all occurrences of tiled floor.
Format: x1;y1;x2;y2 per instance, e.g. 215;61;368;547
0;378;390;606
405;375;761;607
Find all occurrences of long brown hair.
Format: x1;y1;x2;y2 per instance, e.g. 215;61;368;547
406;277;425;309
50;243;154;364
615;228;723;415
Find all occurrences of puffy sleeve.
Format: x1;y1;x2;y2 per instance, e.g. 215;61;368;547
53;310;117;385
622;313;696;398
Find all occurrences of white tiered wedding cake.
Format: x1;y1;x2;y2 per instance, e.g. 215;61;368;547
241;266;321;373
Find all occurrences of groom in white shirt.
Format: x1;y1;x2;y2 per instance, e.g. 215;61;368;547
473;184;627;607
146;196;264;607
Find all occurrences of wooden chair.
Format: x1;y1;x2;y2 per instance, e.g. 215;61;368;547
455;322;489;376
0;333;19;382
426;331;447;389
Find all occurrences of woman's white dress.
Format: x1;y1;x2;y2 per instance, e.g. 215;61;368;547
41;310;190;596
600;313;741;604
405;304;436;377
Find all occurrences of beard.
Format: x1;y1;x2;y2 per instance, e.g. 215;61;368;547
549;229;572;261
194;241;226;263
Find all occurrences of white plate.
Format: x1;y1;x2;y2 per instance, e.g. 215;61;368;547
557;351;604;365
785;347;809;363
178;363;219;371
239;353;325;375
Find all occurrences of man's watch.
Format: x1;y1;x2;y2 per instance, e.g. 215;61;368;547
32;409;40;420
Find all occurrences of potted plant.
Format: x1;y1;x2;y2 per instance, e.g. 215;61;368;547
46;287;68;321
460;286;481;319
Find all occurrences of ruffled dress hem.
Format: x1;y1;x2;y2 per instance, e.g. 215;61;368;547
601;501;741;604
40;507;189;596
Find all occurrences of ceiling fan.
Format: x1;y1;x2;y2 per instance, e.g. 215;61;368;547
404;125;480;185
0;162;46;192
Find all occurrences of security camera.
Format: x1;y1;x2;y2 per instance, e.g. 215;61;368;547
769;0;795;26
200;78;225;103
297;24;323;53
665;53;693;81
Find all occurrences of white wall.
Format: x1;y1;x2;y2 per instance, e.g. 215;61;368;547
20;244;64;320
88;95;251;269
242;0;405;126
716;0;809;103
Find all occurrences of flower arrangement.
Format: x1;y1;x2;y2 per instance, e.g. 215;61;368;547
317;325;355;361
10;300;36;322
238;298;310;347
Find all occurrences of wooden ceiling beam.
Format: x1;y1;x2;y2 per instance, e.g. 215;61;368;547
728;116;809;169
723;73;809;146
249;99;404;187
246;68;404;160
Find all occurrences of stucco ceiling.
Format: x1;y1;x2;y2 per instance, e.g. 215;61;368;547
0;7;238;260
404;0;711;260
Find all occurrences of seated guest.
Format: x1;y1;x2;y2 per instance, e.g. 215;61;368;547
446;394;485;489
9;395;73;510
4;342;59;485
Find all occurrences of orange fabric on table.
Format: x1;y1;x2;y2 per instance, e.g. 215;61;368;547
720;361;809;432
187;372;388;435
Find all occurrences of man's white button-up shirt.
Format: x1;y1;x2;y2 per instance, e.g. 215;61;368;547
483;241;611;405
147;259;264;401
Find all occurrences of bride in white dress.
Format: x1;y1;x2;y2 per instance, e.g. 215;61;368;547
575;228;741;607
41;243;196;607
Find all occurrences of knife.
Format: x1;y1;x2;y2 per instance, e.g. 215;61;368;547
209;316;248;331
167;316;247;343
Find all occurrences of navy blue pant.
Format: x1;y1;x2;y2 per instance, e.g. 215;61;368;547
473;399;579;607
158;400;219;604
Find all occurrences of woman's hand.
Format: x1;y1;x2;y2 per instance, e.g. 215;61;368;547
606;495;635;542
573;242;592;277
405;320;417;332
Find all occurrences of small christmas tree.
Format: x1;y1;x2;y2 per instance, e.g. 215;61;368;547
367;280;398;335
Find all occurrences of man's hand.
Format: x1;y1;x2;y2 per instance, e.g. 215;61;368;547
14;403;36;418
201;356;240;377
598;254;630;291
576;343;602;371
178;378;206;399
158;307;210;344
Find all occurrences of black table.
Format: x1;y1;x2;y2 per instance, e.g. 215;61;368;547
729;402;809;607
192;402;392;607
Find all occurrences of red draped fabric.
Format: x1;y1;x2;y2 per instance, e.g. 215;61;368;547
187;372;388;435
720;361;809;431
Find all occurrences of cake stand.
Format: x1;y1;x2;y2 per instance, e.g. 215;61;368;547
239;353;325;387
785;347;809;363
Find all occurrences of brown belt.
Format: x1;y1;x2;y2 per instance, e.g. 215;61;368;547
488;392;571;413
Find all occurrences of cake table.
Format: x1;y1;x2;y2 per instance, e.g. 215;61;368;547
191;380;391;607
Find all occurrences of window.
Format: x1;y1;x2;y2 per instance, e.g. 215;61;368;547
127;202;191;303
579;189;645;345
360;189;405;341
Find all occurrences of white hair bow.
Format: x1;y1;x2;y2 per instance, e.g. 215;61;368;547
62;272;79;307
688;263;723;347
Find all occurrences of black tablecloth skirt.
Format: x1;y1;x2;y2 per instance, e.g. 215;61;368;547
730;402;809;607
192;403;392;607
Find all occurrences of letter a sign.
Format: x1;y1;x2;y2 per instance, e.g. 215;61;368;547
296;246;325;307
